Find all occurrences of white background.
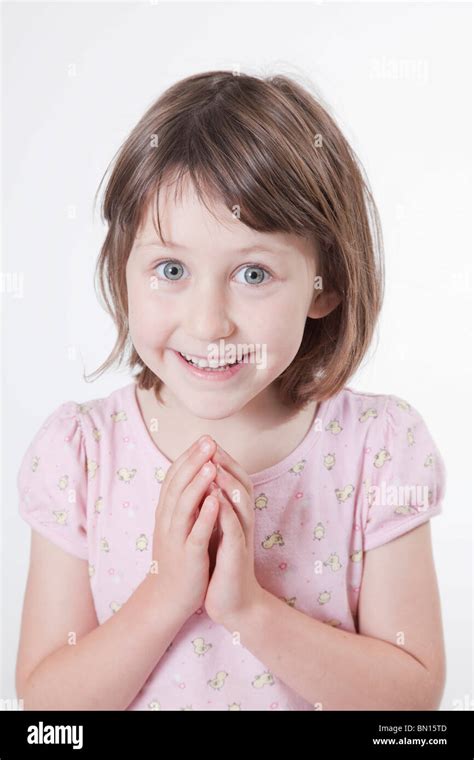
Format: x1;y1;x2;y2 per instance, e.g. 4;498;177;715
2;0;472;710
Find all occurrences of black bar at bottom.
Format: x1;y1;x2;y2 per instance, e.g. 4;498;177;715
0;709;472;756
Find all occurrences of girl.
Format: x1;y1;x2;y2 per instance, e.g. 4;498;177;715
16;70;446;711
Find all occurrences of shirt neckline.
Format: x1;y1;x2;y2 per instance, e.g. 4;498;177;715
124;380;337;486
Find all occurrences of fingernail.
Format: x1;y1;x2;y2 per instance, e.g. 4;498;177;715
199;436;213;453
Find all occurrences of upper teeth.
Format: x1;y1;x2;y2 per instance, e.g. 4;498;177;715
179;351;237;368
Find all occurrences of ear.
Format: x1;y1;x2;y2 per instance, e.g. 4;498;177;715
307;287;342;319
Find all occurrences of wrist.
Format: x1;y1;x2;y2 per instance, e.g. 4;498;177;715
141;573;192;631
222;584;269;634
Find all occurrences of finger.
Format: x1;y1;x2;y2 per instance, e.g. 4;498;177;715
214;488;244;547
160;435;215;505
214;464;254;544
187;494;220;550
210;444;254;499
170;460;218;540
159;436;217;528
207;482;220;532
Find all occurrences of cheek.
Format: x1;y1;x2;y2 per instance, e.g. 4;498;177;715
253;305;307;369
127;281;169;348
128;313;170;353
259;310;302;347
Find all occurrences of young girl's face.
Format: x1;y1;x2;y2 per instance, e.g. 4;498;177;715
126;177;327;420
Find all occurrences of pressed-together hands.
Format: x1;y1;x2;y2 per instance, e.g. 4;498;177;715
150;435;220;620
151;435;264;628
203;442;264;626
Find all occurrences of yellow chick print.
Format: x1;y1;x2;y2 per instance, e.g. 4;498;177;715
335;484;354;503
323;553;343;572
31;456;40;473
92;427;102;442
407;428;415;446
254;493;268;510
288;460;306;475
373;449;391;468
191;637;212;656
94;497;104;514
57;475;69;491
53;510;68;525
394;505;417;515
252;671;274;689
424;453;434;467
325;419;343;434
396;398;411;411
148;701;161;710
326;619;342;627
136;534;148;552
180;705;193;711
313;522;325;541
262;531;285;549
154;467;166;483
358;408;378;423
87;460;99;479
110;601;122;614
318;590;331;605
110;410;127;422
208;671;229;690
350;549;363;563
117;467;137;483
323;453;336;470
76;403;92;415
88;564;95;578
228;703;242;710
100;537;110;553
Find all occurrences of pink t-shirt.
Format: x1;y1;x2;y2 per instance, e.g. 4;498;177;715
17;381;446;711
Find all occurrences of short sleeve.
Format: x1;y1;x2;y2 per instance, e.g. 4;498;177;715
17;402;89;560
362;395;446;552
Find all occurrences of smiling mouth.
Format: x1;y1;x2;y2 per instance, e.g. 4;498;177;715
177;350;250;370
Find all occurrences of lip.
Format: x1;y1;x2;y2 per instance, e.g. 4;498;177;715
172;349;250;381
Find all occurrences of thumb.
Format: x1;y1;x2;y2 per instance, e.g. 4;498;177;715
188;494;220;549
215;488;243;544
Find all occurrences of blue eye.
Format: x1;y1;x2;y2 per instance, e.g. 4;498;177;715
235;265;271;287
154;260;187;281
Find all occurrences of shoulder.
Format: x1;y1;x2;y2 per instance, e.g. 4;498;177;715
325;386;442;451
73;382;137;438
320;387;391;446
16;383;137;560
322;385;446;502
328;389;447;552
17;382;136;477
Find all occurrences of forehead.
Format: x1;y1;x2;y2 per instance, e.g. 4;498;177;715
137;180;234;241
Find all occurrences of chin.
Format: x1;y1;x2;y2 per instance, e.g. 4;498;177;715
177;393;249;420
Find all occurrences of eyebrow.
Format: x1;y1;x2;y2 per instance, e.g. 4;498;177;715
134;239;286;255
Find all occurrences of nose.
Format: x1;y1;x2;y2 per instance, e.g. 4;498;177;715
183;276;233;342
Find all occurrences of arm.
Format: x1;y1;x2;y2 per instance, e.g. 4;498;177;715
16;531;188;711
222;522;446;710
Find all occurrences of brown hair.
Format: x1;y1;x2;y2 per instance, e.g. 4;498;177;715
86;69;384;411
